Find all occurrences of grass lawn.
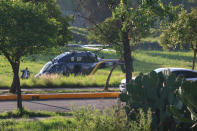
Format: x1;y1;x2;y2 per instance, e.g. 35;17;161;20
0;108;75;131
133;50;194;73
0;117;76;131
0;108;71;119
0;47;124;89
0;106;151;131
0;48;195;89
0;88;120;95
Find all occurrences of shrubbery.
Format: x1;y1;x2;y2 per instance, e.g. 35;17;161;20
0;106;152;131
119;71;197;130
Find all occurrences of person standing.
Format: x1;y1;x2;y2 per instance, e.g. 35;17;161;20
21;67;30;79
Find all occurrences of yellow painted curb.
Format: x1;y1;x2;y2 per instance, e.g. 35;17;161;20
0;92;120;101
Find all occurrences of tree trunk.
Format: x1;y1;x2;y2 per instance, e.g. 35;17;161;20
104;60;121;91
10;74;17;93
192;50;197;70
121;31;133;83
11;62;23;111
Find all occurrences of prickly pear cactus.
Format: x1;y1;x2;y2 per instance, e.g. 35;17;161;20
119;71;183;130
175;80;197;128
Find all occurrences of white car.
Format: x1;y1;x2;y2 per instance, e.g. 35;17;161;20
120;68;197;93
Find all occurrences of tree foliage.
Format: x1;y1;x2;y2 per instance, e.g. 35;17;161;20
0;1;59;57
0;0;60;110
159;8;197;69
75;0;197;26
119;71;195;130
23;0;73;45
89;0;156;83
77;0;112;25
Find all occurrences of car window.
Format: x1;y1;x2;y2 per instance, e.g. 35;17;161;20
173;71;197;78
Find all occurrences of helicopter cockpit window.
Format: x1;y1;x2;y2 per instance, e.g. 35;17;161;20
48;65;59;73
84;53;97;63
40;62;52;73
71;57;75;62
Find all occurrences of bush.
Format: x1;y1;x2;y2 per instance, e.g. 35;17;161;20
129;108;152;131
119;71;185;130
170;80;197;130
0;106;152;131
72;106;152;131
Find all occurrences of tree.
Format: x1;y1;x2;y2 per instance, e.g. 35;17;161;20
23;0;73;46
159;8;197;70
5;0;72;93
76;0;112;25
0;0;59;111
89;0;156;84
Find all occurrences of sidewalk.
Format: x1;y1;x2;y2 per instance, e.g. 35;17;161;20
0;87;120;101
0;92;120;101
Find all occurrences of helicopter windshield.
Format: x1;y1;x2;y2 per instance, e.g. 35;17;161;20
40;61;52;73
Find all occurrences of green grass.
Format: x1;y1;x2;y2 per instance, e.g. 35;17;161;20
141;36;160;43
0;48;124;89
69;26;88;37
0;108;72;119
0;48;196;89
0;117;76;131
0;106;152;131
19;69;124;88
133;50;194;74
22;88;119;94
0;88;119;95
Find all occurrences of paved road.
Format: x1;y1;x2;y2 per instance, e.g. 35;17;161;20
0;98;118;113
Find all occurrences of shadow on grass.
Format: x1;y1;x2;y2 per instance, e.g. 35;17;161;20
20;83;119;89
98;57;164;75
133;58;162;73
144;51;193;63
0;108;72;119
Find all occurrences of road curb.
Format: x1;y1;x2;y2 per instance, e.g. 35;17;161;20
0;92;120;101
